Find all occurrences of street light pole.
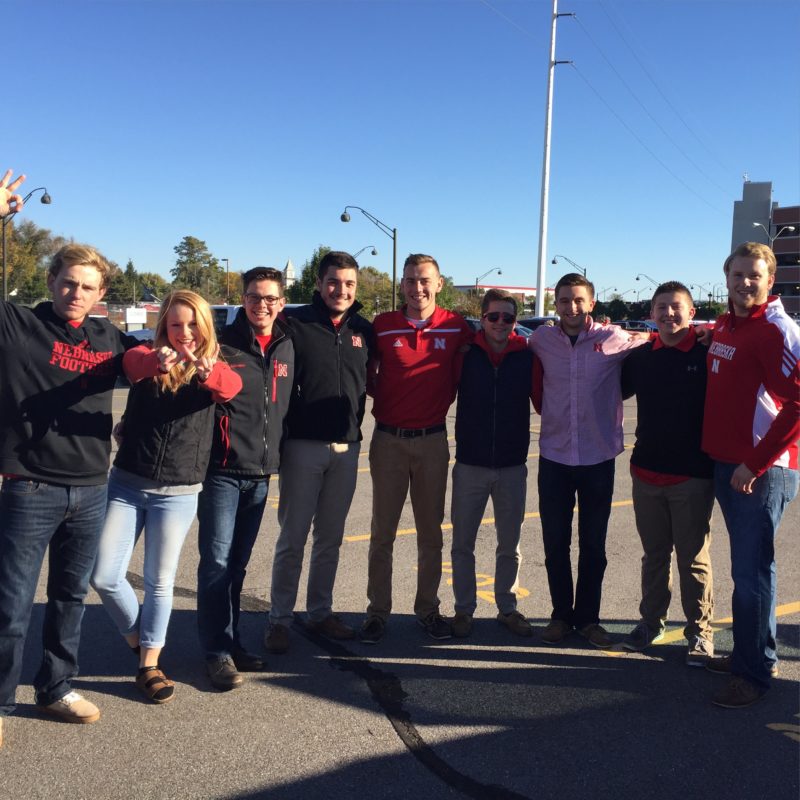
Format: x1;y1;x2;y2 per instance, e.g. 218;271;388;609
599;286;617;301
220;258;230;303
352;245;378;260
2;186;52;301
551;254;587;277
752;221;796;247
341;206;397;310
635;273;659;289
475;267;502;294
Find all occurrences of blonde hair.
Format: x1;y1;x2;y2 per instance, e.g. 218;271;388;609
49;243;113;289
724;241;777;276
153;290;218;393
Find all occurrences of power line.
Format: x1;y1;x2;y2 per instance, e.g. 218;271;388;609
597;0;734;178
573;13;732;198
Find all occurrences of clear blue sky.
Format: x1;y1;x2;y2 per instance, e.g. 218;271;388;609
7;0;799;300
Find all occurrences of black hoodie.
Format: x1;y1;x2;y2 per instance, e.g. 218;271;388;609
0;301;138;485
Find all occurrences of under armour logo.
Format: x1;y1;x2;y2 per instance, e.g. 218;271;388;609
687;365;698;372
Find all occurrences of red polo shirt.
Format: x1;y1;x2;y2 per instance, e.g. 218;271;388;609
371;306;473;428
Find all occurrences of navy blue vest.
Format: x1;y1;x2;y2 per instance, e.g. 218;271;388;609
455;344;533;468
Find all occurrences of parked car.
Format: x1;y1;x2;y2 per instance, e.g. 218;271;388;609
517;316;558;330
464;318;533;339
127;327;155;342
210;304;241;334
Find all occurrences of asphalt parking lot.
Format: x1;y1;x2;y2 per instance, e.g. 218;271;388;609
2;394;799;800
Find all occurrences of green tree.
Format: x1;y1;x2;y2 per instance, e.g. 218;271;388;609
287;245;331;304
105;259;138;305
355;266;393;318
138;272;171;302
171;236;224;300
6;219;68;304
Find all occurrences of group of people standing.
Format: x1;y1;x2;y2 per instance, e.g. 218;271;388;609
0;167;797;751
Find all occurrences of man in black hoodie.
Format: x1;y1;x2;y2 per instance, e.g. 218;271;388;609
0;243;137;745
264;251;372;654
197;267;294;690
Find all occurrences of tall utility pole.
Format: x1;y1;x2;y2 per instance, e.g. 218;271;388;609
535;0;573;316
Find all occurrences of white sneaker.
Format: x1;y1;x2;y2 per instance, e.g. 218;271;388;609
686;635;714;667
38;691;100;724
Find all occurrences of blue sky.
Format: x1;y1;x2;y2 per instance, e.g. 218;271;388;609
7;0;799;299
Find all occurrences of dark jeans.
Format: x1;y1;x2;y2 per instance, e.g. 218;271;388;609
0;479;107;716
538;457;616;628
197;474;270;659
714;461;798;691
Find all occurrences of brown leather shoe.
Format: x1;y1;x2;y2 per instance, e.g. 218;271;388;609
497;610;533;637
706;655;778;677
540;619;573;645
577;623;614;649
711;677;764;709
307;614;355;640
264;623;290;654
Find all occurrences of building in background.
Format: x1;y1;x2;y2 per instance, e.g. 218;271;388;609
732;180;800;316
284;258;296;290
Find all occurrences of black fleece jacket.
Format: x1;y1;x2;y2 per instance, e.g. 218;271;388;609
283;293;373;443
0;301;137;485
207;309;295;477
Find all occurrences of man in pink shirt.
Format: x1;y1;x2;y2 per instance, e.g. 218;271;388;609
529;273;645;647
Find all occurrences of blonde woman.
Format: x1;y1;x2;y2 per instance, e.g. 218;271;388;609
92;291;241;704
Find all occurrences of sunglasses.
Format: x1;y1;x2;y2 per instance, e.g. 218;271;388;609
482;311;516;324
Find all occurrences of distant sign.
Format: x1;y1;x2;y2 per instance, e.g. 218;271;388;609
125;307;147;324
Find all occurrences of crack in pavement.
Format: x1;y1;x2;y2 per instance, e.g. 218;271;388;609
127;571;532;800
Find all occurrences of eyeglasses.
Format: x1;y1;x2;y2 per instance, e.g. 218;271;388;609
482;311;516;324
244;293;282;306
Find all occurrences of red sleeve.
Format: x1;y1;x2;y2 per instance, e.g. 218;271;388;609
122;345;161;383
200;361;242;403
532;353;543;414
745;334;800;475
449;318;474;403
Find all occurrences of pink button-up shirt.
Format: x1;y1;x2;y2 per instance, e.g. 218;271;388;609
528;320;645;466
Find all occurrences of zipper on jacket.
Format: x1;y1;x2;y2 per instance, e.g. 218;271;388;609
491;366;498;466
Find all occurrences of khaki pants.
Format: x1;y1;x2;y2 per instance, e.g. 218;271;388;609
631;474;715;639
366;429;449;620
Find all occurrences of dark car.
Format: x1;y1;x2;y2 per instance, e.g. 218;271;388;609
517;316;558;330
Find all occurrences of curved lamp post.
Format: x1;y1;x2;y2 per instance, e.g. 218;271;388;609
599;286;617;301
353;245;378;260
341;206;397;309
2;186;52;301
752;221;796;247
635;272;659;288
475;267;502;294
551;254;587;277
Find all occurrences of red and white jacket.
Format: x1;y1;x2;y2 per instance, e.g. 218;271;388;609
702;296;800;475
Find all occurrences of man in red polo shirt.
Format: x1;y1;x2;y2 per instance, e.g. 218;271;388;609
360;254;472;643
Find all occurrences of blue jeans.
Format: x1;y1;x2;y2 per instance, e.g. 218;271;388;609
538;457;616;628
714;461;798;690
0;479;108;715
91;474;197;650
197;474;270;659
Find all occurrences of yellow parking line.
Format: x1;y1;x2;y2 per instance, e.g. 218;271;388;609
343;499;634;543
600;600;800;657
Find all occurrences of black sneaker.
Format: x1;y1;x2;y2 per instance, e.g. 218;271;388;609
359;616;386;644
417;612;452;640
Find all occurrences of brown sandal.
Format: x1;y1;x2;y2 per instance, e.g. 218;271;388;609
136;666;175;704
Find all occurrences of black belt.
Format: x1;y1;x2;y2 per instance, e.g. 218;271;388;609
376;423;446;439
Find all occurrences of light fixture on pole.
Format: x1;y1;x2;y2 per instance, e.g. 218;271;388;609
2;186;52;302
635;273;659;288
475;267;502;294
551;254;587;277
752;221;796;247
352;245;378;260
341;206;397;310
221;258;230;304
598;286;617;301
